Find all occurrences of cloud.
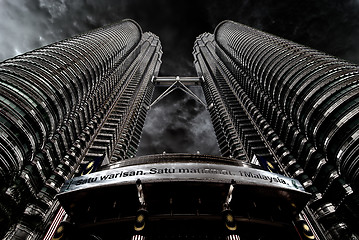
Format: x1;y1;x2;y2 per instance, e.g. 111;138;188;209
1;0;359;157
0;0;221;157
137;87;220;156
39;0;67;20
0;0;126;61
0;0;213;75
2;0;359;68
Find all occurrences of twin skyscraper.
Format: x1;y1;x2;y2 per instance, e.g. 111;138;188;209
0;19;358;240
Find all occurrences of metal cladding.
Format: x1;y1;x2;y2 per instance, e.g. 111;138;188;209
194;20;359;239
215;20;359;187
2;17;359;240
0;20;162;238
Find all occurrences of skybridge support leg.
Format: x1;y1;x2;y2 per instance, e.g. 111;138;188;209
148;81;178;109
149;76;207;109
177;80;206;107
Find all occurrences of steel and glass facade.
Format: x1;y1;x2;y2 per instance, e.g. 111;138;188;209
1;18;359;240
193;20;359;239
0;20;162;239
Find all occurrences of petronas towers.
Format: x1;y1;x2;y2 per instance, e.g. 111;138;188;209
0;19;358;240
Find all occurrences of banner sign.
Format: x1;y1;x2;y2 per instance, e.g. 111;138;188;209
59;163;306;195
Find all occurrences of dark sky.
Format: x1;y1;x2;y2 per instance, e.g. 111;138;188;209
1;0;359;156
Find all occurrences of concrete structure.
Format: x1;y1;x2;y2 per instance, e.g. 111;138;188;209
193;20;359;239
0;20;161;239
0;19;358;240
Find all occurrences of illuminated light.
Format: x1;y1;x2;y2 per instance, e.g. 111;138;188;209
137;214;144;223
226;214;234;222
131;235;145;240
51;225;64;240
81;161;95;175
303;233;315;239
225;213;237;231
303;224;309;231
134;213;146;232
134;223;145;232
225;223;237;231
52;234;63;240
226;234;241;240
57;226;64;233
303;230;315;239
267;161;274;172
86;161;94;169
43;207;65;240
297;221;315;239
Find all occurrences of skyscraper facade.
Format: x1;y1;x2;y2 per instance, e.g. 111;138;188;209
0;20;162;239
0;19;358;240
193;20;359;239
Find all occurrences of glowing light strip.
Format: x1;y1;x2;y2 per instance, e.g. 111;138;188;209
42;207;66;240
302;214;319;240
226;235;241;240
131;235;145;240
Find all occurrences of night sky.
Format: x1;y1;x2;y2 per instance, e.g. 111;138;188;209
1;0;359;156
